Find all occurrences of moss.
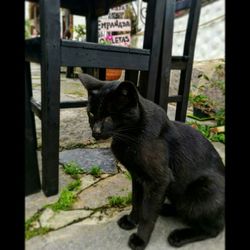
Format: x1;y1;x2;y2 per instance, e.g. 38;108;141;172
25;209;49;240
26;227;51;240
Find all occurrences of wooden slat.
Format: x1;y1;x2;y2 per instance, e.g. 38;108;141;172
26;0;135;17
176;0;191;11
25;61;41;195
61;41;150;70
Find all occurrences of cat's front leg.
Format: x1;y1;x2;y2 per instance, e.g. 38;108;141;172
118;177;143;230
128;181;167;250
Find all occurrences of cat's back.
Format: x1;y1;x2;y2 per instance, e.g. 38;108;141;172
166;120;225;176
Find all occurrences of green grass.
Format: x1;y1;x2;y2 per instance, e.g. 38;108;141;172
89;166;102;177
26;227;51;240
63;161;85;177
25;179;82;240
25;210;50;240
124;171;132;181
48;179;81;212
108;192;132;207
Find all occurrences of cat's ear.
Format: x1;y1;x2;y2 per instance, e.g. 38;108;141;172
78;73;105;91
113;81;139;110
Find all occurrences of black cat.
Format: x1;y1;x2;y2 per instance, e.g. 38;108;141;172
79;73;225;249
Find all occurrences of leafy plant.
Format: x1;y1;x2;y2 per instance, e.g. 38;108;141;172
189;94;215;115
108;192;132;207
213;108;225;126
25;19;31;39
63;161;85;177
48;179;81;212
124;3;138;35
188;122;225;144
89;166;102;177
73;24;86;41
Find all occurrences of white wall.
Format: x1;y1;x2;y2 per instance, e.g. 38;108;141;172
133;0;225;61
173;0;225;60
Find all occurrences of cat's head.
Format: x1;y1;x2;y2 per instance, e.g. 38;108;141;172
79;73;140;140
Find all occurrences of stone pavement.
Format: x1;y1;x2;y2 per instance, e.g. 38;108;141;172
25;63;225;250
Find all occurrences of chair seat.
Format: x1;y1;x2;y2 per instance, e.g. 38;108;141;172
26;0;136;16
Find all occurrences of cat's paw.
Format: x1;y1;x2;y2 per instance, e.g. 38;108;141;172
117;215;137;230
128;233;146;250
168;229;185;247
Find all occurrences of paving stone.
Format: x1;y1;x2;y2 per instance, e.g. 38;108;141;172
40;208;92;230
212;141;225;164
26;210;225;250
78;174;100;191
59;148;118;174
73;174;131;209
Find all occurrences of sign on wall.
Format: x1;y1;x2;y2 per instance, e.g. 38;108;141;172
98;19;131;32
99;34;131;46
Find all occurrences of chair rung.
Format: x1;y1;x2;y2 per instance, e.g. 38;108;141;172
168;95;183;103
30;98;42;119
60;100;88;109
171;56;189;70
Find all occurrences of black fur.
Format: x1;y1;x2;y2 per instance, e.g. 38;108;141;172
79;74;225;249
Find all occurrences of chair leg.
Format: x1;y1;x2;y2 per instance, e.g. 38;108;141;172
25;61;41;196
40;0;61;196
125;70;139;86
175;0;201;122
156;0;175;112
139;0;166;101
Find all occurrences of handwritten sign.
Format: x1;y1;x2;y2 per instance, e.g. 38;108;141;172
109;5;126;13
98;19;131;32
99;34;131;47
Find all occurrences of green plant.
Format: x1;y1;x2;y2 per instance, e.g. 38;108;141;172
25;210;50;240
63;161;85;177
213;108;225;126
73;24;86;41
89;166;102;177
124;171;132;181
124;3;138;35
25;19;31;39
188;122;225;144
189;94;215;115
48;179;81;212
50;188;77;211
108;192;132;207
99;35;113;45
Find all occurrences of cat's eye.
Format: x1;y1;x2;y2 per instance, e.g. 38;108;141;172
88;112;94;118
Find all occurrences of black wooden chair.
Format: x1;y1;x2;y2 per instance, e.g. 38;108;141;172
25;0;201;196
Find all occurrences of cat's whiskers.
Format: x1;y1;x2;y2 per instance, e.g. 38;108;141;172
112;132;139;146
